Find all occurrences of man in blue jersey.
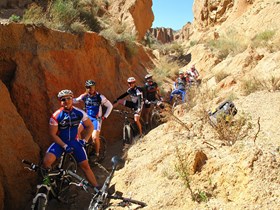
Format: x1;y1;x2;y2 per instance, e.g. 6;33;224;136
43;89;99;187
74;80;113;160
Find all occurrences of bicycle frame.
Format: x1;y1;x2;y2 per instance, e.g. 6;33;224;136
88;156;122;210
88;156;146;210
113;109;135;145
22;153;78;210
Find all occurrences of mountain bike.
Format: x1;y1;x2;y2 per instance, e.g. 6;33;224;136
144;100;164;130
85;135;107;163
88;156;147;210
22;158;89;210
113;109;136;145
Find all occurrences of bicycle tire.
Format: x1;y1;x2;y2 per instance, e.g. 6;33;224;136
151;112;161;129
85;136;107;163
32;196;47;210
123;125;133;145
61;153;77;172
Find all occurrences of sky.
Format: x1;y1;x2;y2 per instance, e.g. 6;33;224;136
152;0;194;30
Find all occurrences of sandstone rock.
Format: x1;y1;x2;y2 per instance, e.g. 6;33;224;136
149;27;174;44
0;80;40;210
0;22;153;209
109;0;154;40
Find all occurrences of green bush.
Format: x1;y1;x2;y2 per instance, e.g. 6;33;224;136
9;14;21;22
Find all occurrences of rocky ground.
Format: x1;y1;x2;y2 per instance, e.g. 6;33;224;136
35;89;280;210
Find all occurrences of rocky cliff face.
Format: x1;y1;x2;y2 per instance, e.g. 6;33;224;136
108;0;154;40
0;22;154;209
149;27;174;44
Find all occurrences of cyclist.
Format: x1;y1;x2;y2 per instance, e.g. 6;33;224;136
74;80;113;161
43;89;99;187
186;64;200;85
114;77;144;137
169;70;187;103
142;74;163;129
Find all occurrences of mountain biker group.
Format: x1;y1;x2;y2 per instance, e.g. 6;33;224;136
42;64;199;189
169;64;200;103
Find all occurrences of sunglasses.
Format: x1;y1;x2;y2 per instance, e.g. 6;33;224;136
128;82;135;85
60;97;72;102
86;85;95;89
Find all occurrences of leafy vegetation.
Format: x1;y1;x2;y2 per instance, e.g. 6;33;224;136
9;14;21;22
22;0;104;33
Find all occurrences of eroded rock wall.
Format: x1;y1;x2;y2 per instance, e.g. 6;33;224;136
0;23;154;209
108;0;154;40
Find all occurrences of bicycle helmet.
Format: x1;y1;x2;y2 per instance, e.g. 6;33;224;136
145;74;153;81
127;77;136;83
179;70;184;75
57;89;73;99
85;80;96;87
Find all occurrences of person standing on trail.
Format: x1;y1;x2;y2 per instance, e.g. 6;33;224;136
169;70;187;103
74;80;113;161
113;77;144;137
186;64;201;85
142;74;163;130
43;89;99;187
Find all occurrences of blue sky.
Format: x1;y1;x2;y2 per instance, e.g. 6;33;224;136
152;0;194;30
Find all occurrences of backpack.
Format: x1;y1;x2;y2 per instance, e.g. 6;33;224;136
208;100;238;126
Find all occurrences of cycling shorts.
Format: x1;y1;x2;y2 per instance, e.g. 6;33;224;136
46;140;87;163
81;116;102;131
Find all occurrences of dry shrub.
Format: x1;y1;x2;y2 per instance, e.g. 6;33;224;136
261;76;280;91
175;147;214;203
22;3;45;25
241;76;280;95
215;71;230;83
241;77;263;96
213;114;252;146
207;33;247;59
152;56;181;84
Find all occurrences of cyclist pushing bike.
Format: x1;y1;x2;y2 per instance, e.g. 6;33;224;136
43;89;99;187
113;77;144;137
142;74;164;129
74;80;113;161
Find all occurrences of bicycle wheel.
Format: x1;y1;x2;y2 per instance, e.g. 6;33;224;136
32;196;47;210
58;153;77;203
151;112;161;129
61;153;77;172
123;125;133;145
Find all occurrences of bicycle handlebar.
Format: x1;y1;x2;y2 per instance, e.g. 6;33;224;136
22;159;96;192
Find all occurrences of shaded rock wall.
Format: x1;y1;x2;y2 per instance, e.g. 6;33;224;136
0;23;154;209
0;80;40;210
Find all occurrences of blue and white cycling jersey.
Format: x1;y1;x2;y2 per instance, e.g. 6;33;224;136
49;106;88;142
74;92;112;119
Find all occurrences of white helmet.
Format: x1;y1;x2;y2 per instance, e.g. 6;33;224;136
57;89;73;99
127;77;136;83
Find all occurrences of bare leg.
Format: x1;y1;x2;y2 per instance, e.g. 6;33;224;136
135;115;142;136
79;160;98;187
43;152;56;169
93;130;100;156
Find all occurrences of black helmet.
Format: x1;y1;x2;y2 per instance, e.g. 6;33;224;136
57;89;73;99
145;74;153;81
85;80;96;87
